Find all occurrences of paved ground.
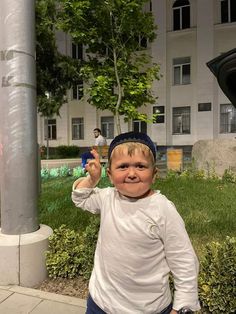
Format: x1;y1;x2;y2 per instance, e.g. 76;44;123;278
0;285;86;314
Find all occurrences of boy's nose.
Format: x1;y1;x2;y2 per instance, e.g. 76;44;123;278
127;167;137;178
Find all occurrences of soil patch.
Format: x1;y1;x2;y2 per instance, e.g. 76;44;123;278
36;277;89;300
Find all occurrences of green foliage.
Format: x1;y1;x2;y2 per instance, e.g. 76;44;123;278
57;0;160;133
36;0;81;117
77;216;100;279
46;225;82;278
56;145;79;158
199;237;236;313
72;166;85;178
45;218;100;280
222;168;236;183
41;167;50;179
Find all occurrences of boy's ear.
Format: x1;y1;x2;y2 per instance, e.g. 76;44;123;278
152;166;158;183
107;168;113;184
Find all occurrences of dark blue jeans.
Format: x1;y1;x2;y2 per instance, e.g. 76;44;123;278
86;294;173;314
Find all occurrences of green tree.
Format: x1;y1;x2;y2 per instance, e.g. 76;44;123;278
36;0;81;117
57;0;160;133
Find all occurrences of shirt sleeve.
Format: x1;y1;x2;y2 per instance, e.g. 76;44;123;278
160;200;201;311
71;178;103;214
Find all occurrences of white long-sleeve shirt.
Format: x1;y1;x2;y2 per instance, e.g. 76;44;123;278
94;134;107;146
72;185;200;314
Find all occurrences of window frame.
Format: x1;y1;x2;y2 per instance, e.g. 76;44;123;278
172;106;191;135
101;116;114;139
153;105;165;123
72;79;84;100
72;43;83;60
220;103;236;133
198;103;212;112
173;57;191;85
133;119;147;133
173;0;190;31
221;0;236;23
72;117;84;140
44;118;57;140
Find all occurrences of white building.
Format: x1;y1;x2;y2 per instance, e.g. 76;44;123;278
37;0;236;151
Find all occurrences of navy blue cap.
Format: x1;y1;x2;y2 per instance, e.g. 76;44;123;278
108;132;156;160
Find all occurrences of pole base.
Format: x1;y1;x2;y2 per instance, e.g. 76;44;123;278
0;224;53;287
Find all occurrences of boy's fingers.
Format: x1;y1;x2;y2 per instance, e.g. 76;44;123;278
90;149;100;161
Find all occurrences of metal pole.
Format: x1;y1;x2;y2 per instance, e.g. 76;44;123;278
0;0;38;234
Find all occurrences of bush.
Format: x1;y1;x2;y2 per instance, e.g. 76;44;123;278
78;216;100;279
46;225;81;278
198;236;236;313
56;145;79;158
222;168;236;183
45;218;100;280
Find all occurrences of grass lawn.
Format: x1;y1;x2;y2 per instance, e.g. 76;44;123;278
39;176;236;257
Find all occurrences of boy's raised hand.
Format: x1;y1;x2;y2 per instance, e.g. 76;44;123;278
75;149;102;189
84;149;102;185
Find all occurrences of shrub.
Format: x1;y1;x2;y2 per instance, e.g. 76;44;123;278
72;166;85;178
222;168;236;183
41;167;50;179
78;216;100;279
45;218;100;280
59;165;70;177
56;145;79;158
45;225;81;279
198;236;236;313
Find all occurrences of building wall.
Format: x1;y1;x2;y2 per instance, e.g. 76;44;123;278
38;0;236;148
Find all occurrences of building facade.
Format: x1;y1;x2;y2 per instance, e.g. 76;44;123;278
37;0;236;149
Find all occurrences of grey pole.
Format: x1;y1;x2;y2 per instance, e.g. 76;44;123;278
0;0;38;234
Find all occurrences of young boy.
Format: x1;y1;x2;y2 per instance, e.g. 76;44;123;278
72;132;200;314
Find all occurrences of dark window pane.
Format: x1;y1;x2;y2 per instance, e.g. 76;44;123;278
153;106;165;114
231;0;236;22
173;0;189;8
141;121;147;133
77;44;83;59
140;37;147;48
72;85;77;99
182;64;190;84
156;115;165;123
221;0;229;23
173;9;180;30
198;103;212;112
72;43;77;59
182;6;190;29
133;121;140;133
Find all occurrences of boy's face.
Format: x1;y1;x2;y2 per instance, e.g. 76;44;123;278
107;147;156;199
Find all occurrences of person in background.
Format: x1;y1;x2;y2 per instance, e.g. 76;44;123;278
81;128;107;169
72;131;200;314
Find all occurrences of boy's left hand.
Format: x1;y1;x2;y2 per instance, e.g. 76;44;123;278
85;149;102;184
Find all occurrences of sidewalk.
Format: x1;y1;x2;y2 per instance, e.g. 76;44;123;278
0;285;86;314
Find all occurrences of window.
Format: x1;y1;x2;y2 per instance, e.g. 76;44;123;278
72;118;84;140
135;35;148;49
45;118;57;140
221;0;236;23
173;0;190;31
72;43;83;60
220;104;236;133
153;106;165;123
172;106;191;134
133;120;147;133
173;57;191;85
101;116;114;139
72;80;84;100
198;103;212;112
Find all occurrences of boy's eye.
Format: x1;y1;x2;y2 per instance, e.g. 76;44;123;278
137;164;145;169
118;164;128;169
